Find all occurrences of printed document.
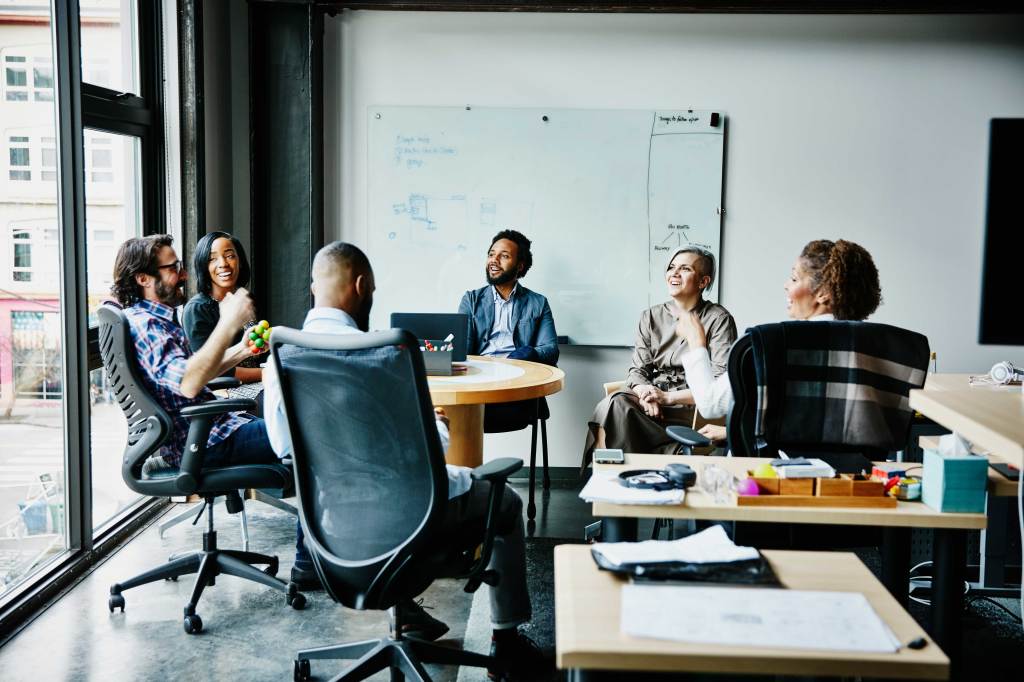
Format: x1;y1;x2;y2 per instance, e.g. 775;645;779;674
622;584;900;653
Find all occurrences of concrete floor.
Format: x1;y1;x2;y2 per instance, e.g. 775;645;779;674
0;478;574;682
1;476;1021;681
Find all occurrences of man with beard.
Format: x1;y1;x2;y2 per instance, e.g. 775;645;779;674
110;234;318;588
262;242;549;678
458;230;558;432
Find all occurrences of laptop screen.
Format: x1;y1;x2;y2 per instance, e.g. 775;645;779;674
389;313;470;362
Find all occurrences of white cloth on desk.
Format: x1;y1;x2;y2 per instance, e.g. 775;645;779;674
262;306;471;499
579;471;685;505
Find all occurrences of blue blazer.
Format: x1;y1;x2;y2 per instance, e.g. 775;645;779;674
458;284;559;366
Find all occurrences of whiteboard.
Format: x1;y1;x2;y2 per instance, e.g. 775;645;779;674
367;106;724;346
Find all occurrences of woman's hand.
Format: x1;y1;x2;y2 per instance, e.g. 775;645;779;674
675;311;708;350
698;423;727;443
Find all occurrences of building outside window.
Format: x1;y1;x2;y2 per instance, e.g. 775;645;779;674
3;50;54;103
7;135;30;181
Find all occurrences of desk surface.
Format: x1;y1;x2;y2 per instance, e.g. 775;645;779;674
426;355;564;406
555;545;949;679
911;373;1024;468
593;454;986;529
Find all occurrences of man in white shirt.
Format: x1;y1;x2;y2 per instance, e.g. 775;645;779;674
263;242;547;679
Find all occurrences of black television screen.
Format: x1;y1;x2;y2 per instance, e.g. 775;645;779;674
979;119;1024;346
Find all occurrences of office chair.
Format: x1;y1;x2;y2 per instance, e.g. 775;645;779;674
725;321;930;462
97;304;305;634
723;321;930;551
269;327;520;682
483;397;550;523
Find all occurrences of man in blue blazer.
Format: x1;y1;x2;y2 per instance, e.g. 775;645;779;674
458;230;558;431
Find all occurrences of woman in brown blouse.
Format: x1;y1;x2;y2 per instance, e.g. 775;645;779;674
583;246;737;465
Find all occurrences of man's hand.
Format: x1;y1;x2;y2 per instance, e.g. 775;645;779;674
434;407;449;428
640;398;662;419
219;287;256;330
675;311;708;350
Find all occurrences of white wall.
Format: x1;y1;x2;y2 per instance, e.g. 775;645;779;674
324;11;1024;468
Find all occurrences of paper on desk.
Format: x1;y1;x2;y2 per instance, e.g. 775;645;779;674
621;583;900;653
579;471;685;505
592;525;758;566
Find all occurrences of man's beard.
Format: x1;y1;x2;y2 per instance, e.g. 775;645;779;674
485;266;517;287
155;279;186;307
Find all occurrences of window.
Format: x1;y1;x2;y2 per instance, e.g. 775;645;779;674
10;311;63;400
41;137;57;181
9;136;30;181
9;224;60;286
3;53;54;102
4;55;27;101
86;136;113;183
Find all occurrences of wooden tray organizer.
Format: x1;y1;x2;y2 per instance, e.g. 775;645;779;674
737;473;897;508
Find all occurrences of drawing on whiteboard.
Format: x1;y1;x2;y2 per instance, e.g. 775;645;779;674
388;194;469;247
479;198;533;232
392;134;457;170
654;224;712;252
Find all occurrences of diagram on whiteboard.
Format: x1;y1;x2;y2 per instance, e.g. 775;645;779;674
367;106;725;346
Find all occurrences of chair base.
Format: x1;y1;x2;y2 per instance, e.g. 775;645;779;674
294;635;497;682
109;524;305;633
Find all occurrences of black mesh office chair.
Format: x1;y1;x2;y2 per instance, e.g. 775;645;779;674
269;327;521;682
97;304;305;634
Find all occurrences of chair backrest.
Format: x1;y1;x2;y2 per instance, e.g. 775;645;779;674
269;327;450;610
726;321;930;461
97;304;174;492
389;312;470;362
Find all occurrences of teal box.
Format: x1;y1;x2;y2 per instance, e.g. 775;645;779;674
922;448;987;513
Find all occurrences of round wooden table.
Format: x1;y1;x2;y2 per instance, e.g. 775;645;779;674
428;355;565;468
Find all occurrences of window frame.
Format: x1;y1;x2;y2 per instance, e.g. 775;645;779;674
0;0;172;638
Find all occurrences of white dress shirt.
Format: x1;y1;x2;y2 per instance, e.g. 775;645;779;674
262;306;472;499
681;313;835;419
479;285;517;357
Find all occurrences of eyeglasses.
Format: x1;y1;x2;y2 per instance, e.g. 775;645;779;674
155;260;184;274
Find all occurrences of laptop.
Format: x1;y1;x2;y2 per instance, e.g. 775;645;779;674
389;313;470;362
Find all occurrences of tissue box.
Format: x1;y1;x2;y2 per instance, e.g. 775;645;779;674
922;448;987;513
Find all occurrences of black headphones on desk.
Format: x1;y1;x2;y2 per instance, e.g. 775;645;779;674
618;463;697;491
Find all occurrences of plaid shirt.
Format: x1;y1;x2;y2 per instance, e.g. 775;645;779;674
124;299;250;467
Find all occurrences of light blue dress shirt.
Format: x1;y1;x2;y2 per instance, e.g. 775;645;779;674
479;285;517;357
262;306;472;499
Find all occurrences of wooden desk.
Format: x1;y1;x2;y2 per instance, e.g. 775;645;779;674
555;545;949;680
910;372;1024;468
592;453;983;673
427;356;563;467
593;455;986;531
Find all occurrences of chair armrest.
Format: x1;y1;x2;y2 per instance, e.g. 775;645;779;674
174;397;256;493
206;376;241;391
180;398;256;418
470;457;523;483
603;380;624;396
666;425;712;448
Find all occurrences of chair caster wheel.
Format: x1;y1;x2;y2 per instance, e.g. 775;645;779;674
288;592;306;610
108;593;125;613
264;559;278;578
183;613;203;634
294;659;311;681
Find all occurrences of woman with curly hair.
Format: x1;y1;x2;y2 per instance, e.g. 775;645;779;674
677;239;882;441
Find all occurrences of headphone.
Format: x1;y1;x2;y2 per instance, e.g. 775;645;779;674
619;463;697;491
989;361;1023;385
